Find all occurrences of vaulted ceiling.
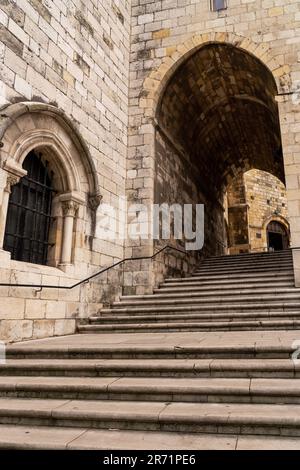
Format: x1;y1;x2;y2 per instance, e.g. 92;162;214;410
158;44;284;195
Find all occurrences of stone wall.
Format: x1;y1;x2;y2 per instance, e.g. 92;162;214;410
153;129;224;284
0;0;131;342
227;173;249;254
127;0;300;291
1;0;300;342
245;169;289;251
227;169;289;254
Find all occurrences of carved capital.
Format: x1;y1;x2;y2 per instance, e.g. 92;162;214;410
5;174;20;193
88;191;102;211
61;200;79;218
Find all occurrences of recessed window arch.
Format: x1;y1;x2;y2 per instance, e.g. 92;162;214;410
0;102;101;269
3;151;55;265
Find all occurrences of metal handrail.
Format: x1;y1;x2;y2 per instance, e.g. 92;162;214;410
0;244;296;291
0;244;189;291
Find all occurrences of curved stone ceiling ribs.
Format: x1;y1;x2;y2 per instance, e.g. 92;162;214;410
158;44;284;195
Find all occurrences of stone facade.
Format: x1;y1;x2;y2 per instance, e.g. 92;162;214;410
128;0;300;291
227;172;249;254
227;169;289;254
246;169;289;252
0;0;300;342
0;0;131;342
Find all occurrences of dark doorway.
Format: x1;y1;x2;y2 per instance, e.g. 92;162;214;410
268;231;283;251
267;221;289;251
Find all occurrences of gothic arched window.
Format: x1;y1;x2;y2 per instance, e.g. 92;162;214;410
3;151;55;265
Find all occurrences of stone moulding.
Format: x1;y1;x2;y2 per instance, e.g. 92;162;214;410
0;101;101;212
140;32;292;119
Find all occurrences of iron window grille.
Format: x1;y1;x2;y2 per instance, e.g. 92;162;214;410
3;151;55;266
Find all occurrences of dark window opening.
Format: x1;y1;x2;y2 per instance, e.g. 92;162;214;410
3;151;55;265
211;0;227;11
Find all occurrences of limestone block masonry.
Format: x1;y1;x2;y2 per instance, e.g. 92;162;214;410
0;0;131;342
0;0;300;343
127;0;300;292
227;170;289;254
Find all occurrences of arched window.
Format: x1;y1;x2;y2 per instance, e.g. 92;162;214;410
3;151;55;265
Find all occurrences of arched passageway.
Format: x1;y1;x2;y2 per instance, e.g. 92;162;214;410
267;221;290;252
226;169;289;254
155;43;285;257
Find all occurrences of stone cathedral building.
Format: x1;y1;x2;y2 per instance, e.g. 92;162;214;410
0;0;299;345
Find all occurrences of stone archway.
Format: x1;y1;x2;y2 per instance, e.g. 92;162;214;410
140;32;291;119
263;215;290;252
0;102;100;200
126;33;296;291
0;102;101;268
154;42;286;256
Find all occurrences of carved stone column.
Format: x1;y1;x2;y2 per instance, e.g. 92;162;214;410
88;191;102;236
60;200;79;265
0;174;19;250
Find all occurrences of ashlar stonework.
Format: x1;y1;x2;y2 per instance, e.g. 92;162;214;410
0;0;299;342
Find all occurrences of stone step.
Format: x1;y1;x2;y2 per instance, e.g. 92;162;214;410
79;319;300;334
0;358;297;378
100;303;300;316
199;259;293;269
6;342;295;360
196;258;292;267
193;263;292;275
207;250;292;262
0;424;238;450
160;279;295;289
0;398;300;436
109;300;300;312
199;263;293;272
165;271;294;283
111;294;300;309
157;282;295;293
1;376;300;404
118;288;300;303
193;269;293;277
90;311;300;324
2;424;300;450
201;254;292;267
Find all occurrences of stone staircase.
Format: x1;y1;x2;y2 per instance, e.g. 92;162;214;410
1;250;300;448
79;249;300;333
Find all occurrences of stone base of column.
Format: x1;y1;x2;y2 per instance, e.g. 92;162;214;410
58;263;74;275
0;249;11;267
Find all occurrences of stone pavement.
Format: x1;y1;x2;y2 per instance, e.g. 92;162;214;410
0;330;300;449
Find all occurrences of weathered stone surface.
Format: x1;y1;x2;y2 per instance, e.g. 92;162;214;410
0;330;300;448
227;170;289;254
127;0;299;293
0;0;131;342
0;0;300;342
